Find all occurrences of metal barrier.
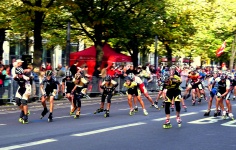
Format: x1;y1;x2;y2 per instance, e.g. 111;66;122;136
0;75;161;105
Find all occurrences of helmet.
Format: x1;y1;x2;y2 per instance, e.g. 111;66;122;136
220;74;226;80
45;70;53;76
125;76;133;81
163;74;170;82
128;73;135;80
65;71;72;77
15;67;24;75
104;75;111;81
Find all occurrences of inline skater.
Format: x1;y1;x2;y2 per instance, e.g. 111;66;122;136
212;74;231;119
61;71;75;114
204;71;219;116
162;74;182;129
123;76;148;116
94;75;118;117
40;70;60;122
70;73;88;119
127;73;159;112
225;73;234;119
183;69;201;105
232;73;236;100
14;67;31;124
169;66;187;112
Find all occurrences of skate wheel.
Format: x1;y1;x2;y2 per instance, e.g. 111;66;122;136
104;114;107;118
94;112;97;114
27;110;30;115
48;119;53;122
19;118;23;123
23;120;28;124
178;124;181;127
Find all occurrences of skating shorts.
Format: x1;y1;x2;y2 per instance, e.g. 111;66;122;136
165;89;181;102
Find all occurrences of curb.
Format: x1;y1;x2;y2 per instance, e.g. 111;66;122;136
0;93;158;111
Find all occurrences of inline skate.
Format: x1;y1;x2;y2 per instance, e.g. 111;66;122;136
163;119;172;129
104;109;110;118
40;108;48;119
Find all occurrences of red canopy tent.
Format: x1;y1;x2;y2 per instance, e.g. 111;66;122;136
70;44;132;75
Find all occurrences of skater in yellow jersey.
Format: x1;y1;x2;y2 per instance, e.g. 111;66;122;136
162;74;182;128
123;76;148;116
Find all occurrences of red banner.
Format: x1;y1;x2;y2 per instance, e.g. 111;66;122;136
216;41;226;57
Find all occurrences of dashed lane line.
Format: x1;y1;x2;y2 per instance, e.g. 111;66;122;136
0;138;57;150
0;124;6;126
71;122;146;137
152;112;198;121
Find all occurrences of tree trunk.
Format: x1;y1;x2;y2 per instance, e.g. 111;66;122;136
94;25;104;67
229;35;236;71
0;29;5;62
164;42;172;66
132;47;139;67
33;11;43;66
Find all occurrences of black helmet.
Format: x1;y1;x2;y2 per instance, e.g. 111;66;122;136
125;76;133;81
105;75;111;81
15;67;24;75
65;71;72;77
45;70;53;76
128;73;135;80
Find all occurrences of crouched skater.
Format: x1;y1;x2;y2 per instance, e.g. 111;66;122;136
94;75;118;117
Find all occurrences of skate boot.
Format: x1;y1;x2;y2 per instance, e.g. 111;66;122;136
217;110;221;116
222;111;227;120
143;109;148;116
204;110;211;116
19;111;24;123
182;105;187;112
40;108;48;119
228;113;234;120
48;113;53;122
74;111;80;119
161;101;165;108
129;109;135;116
163;119;172;129
192;99;196;106
213;111;218;117
94;108;104;114
151;103;160;110
22;115;28;124
176;117;182;127
154;101;158;106
226;110;229;117
198;98;201;104
70;110;75;116
104;109;110;118
134;106;139;112
171;104;174;112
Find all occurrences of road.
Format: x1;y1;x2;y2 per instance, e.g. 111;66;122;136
0;93;236;150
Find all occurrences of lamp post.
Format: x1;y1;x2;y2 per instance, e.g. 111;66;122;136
154;35;158;69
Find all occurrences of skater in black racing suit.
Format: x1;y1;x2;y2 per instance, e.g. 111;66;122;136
40;70;60;122
94;75;118;117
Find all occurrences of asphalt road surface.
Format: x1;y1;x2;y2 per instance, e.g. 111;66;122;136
0;92;236;150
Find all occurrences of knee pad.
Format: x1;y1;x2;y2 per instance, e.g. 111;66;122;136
15;98;21;106
165;102;170;114
21;99;28;106
175;101;181;112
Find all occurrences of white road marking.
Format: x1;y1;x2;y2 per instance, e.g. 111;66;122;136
0;139;57;150
0;124;6;126
54;113;91;119
152;112;198;121
71;122;146;137
119;107;142;111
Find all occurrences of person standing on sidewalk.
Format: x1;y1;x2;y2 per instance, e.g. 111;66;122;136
40;70;60;122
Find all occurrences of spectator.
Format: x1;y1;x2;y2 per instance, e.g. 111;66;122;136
56;64;65;78
46;62;52;70
126;64;136;75
40;63;46;71
2;65;11;87
92;65;101;78
0;65;6;87
81;65;91;78
10;57;16;71
100;64;108;80
70;60;79;77
107;66;116;78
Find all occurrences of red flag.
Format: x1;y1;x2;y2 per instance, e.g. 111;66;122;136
216;41;226;57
